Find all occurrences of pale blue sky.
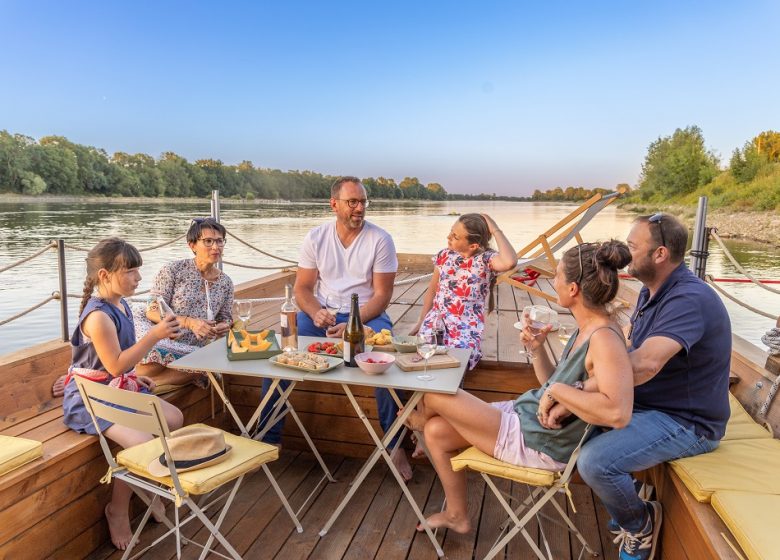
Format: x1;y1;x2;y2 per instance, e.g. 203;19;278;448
1;1;778;195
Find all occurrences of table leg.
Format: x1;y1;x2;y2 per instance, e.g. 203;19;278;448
205;371;269;437
319;387;444;557
252;381;336;484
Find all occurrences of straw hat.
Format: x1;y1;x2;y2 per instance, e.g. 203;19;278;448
148;426;231;477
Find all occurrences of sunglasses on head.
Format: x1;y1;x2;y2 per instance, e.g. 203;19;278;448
648;213;666;248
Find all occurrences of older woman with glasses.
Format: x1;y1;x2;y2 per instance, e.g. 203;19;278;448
132;217;234;392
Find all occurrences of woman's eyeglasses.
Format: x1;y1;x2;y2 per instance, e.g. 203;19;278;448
649;213;666;248
198;238;226;248
577;244;584;283
336;198;370;208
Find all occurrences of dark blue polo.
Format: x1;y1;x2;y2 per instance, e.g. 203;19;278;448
629;263;731;441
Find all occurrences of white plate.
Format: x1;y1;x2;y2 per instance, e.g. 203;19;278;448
269;354;343;373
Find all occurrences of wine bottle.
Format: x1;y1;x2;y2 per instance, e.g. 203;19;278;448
343;293;365;367
280;284;298;352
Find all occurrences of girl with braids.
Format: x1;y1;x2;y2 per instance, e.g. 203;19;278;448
410;213;518;370
403;241;634;535
61;238;184;550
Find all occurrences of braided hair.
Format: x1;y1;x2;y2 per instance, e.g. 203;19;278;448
79;238;142;314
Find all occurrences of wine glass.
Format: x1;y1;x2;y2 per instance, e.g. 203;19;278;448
558;324;574;346
325;294;342;318
516;305;558;359
416;333;437;381
234;300;252;329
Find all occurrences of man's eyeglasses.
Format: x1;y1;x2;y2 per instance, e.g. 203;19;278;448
198;238;226;248
649;213;666;248
336;198;370;208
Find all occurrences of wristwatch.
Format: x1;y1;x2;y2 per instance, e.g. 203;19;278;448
572;380;585;391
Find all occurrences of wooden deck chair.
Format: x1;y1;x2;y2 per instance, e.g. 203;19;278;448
450;425;597;560
75;377;302;560
498;188;626;303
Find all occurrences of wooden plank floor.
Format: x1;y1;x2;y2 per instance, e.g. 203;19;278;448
86;449;620;560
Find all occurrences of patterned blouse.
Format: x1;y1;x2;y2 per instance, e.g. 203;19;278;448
149;258;234;348
420;248;497;370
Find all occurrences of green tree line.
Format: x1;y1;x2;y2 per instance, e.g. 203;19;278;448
632;126;780;211
0;131;448;201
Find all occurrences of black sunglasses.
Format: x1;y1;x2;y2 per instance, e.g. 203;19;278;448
649;213;666;248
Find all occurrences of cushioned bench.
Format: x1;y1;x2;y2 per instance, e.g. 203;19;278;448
0;435;43;476
663;394;778;560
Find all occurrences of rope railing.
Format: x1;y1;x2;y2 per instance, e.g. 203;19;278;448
710;231;780;295
706;275;777;320
0;241;56;274
0;293;58;327
64;233;187;253
226;231;298;264
222;260;293;270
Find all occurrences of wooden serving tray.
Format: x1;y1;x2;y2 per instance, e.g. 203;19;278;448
370;343;396;352
396;352;461;372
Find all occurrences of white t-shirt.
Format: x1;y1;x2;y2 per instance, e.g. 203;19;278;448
298;221;398;306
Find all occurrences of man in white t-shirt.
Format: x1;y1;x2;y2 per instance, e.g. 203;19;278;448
258;177;413;480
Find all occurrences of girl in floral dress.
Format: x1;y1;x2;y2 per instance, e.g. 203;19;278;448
411;213;518;370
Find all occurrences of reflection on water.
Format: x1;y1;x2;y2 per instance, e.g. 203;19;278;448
1;199;778;356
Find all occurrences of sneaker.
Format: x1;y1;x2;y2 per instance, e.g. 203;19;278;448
607;479;646;535
614;501;662;560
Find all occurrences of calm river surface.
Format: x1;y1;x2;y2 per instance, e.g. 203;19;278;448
1;199;777;356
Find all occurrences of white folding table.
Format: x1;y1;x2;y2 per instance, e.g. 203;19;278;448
297;336;471;558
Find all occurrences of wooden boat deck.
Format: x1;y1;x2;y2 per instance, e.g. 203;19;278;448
86;449;620;560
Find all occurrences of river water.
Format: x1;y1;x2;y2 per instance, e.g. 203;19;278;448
1;199;777;356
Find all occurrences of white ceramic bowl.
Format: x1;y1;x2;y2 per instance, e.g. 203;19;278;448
391;335;418;353
355;352;395;374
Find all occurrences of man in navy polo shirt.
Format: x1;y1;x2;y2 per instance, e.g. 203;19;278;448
577;213;731;560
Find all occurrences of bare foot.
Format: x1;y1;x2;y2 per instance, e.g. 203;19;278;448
391;448;413;482
52;375;66;398
417;511;471;534
401;408;426;432
105;503;133;550
411;440;428;460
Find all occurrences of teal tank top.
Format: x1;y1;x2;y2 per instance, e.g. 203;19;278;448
513;326;618;464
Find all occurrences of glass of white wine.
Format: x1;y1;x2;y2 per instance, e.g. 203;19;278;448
558;324;574;346
516;305;558;359
325;294;342;318
416;333;437;381
235;300;252;328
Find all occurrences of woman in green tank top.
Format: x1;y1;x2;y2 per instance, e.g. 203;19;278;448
404;240;634;535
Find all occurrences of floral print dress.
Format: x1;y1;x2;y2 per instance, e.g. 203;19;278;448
420;248;497;370
135;259;234;366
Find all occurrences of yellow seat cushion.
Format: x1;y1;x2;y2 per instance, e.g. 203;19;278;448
117;424;278;495
711;491;780;560
0;435;43;476
670;438;780;503
722;393;772;441
451;446;559;486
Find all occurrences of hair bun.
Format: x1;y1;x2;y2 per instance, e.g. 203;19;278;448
595;240;631;270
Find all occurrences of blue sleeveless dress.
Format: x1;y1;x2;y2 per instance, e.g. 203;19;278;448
62;297;150;435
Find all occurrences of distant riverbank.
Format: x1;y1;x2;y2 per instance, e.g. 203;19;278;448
3;193;777;246
621;203;780;246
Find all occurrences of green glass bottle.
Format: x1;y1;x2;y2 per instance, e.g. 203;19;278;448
343;293;365;367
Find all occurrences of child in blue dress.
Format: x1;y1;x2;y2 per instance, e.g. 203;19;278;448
61;238;184;550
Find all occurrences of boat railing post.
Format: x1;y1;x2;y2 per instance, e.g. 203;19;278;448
211;190;223;270
57;239;69;341
690;196;710;279
211;189;220;223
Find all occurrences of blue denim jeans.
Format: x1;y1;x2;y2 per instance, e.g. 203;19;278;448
258;310;404;447
577;409;720;533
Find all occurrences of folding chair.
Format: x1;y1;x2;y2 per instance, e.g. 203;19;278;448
450;425;597;560
75;377;302;560
497;188;626;303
